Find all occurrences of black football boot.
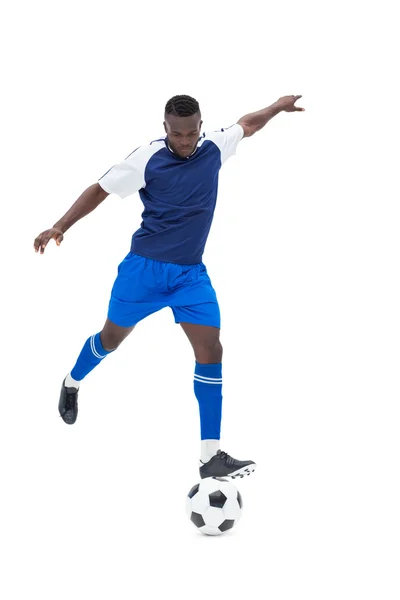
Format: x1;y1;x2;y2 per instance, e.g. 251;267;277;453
58;378;79;424
199;450;256;479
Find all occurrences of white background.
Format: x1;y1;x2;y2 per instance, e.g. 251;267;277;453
1;0;399;598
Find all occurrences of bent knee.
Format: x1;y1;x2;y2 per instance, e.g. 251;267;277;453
100;320;135;352
195;340;223;364
100;332;121;352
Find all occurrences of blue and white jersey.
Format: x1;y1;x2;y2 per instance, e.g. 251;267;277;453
98;123;244;264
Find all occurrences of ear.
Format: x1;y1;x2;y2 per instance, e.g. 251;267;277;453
163;121;167;134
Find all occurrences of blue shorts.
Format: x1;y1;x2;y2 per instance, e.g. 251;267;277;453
107;252;220;328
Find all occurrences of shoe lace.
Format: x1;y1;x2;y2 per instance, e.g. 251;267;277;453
218;451;236;465
64;391;76;412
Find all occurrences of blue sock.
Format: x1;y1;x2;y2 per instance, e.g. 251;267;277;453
194;362;223;440
70;332;114;381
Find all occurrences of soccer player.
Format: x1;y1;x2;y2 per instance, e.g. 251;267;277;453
34;94;304;479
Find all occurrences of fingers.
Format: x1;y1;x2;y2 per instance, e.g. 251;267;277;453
33;231;63;253
34;234;46;253
294;95;305;111
34;233;51;254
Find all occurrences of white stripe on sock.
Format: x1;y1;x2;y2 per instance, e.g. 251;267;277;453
90;334;108;359
194;376;223;385
194;374;223;382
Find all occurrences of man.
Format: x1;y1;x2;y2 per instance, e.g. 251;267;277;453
34;93;305;479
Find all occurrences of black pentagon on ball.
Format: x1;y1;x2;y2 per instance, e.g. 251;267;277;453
188;484;200;499
237;490;243;509
219;519;235;532
190;512;206;528
209;490;228;509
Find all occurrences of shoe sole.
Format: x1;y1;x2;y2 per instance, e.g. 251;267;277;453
200;463;257;480
228;463;256;479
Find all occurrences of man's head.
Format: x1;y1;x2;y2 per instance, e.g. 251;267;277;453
164;95;203;159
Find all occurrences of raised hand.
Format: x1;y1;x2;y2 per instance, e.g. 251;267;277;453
276;95;305;112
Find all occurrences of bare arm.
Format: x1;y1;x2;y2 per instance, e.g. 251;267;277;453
34;183;109;254
53;183;109;233
237;95;305;138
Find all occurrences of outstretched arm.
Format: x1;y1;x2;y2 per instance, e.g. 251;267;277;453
237;95;305;138
33;183;109;254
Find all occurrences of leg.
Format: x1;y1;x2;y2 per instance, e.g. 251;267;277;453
170;266;255;478
100;318;135;351
180;322;222;364
60;251;167;425
59;319;135;425
69;318;135;382
180;321;224;461
179;319;256;479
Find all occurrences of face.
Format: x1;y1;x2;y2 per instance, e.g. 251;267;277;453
164;113;203;158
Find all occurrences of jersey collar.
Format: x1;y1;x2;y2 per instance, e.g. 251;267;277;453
165;137;200;159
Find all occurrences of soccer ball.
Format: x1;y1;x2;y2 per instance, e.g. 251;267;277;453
186;477;243;536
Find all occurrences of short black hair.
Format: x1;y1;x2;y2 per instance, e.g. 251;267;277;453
165;95;201;118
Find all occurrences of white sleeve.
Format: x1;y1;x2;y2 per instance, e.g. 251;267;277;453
97;146;149;199
206;123;244;165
